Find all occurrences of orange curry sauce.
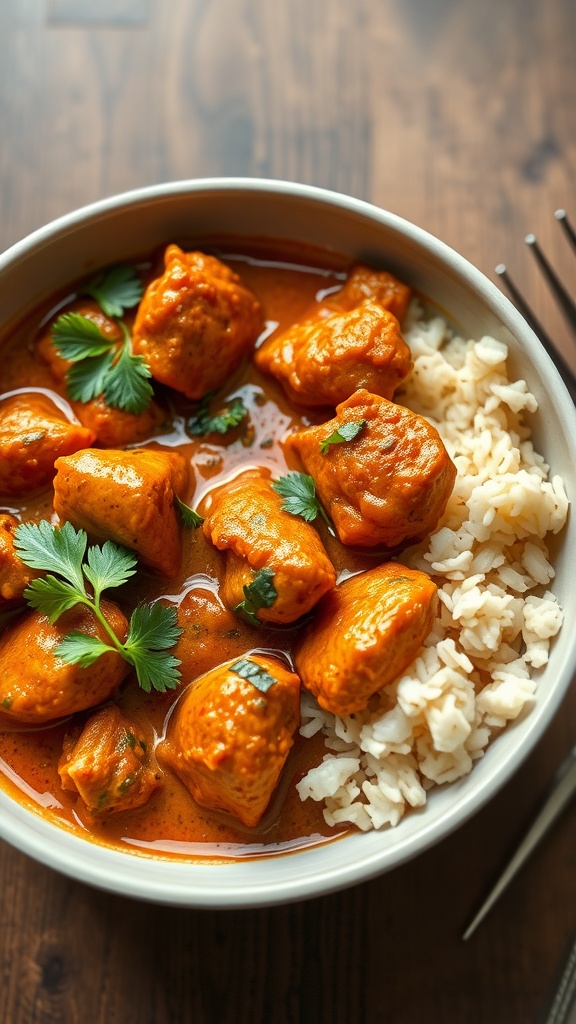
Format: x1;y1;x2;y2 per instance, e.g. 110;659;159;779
0;243;387;860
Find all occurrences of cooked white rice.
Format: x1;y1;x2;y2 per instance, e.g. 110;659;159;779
296;299;569;832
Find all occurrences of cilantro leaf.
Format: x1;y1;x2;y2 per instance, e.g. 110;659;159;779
272;472;330;525
124;648;182;694
122;604;183;693
83;541;138;594
65;350;117;403
23;575;86;624
54;632;113;667
125;603;182;653
51;310;152;415
102;343;153;415
14;520;87;593
319;419;366;455
83;264;144;318
176;497;205;528
234;568;277;626
51;312;116;361
14;520;183;694
230;658;277;693
187;396;248;437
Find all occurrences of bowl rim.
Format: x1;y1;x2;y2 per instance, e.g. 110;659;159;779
1;176;575;908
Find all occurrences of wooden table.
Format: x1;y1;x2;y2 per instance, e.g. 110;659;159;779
1;2;575;1020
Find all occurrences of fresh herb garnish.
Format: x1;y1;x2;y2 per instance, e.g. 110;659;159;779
234;567;277;626
230;658;277;693
187;396;248;437
176;497;204;528
52;313;153;415
82;264;144;319
13;520;183;694
96;337;152;413
319;419;366;455
124;730;137;749
272;472;330;526
51;313;114;360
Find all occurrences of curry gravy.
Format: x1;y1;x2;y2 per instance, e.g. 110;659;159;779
0;246;387;859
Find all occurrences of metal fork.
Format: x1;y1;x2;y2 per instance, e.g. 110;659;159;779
463;210;576;942
495;210;576;404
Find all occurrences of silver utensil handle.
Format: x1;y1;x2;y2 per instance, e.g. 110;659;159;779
543;935;576;1024
463;747;576;940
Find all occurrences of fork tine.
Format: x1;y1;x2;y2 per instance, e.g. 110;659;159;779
555;209;576;254
495;264;576;405
525;233;576;334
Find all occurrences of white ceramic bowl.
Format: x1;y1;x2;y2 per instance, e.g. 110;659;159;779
1;178;575;907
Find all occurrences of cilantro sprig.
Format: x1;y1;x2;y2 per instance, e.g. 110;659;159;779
187;396;248;438
272;472;331;527
51;263;151;415
319;419;366;454
52;315;153;415
13;520;183;694
230;658;277;693
235;568;277;626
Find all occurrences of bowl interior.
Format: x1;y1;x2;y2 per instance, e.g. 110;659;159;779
1;178;575;907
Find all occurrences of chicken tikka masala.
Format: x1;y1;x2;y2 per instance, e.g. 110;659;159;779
0;242;455;858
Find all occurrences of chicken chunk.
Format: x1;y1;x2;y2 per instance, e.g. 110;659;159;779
0;513;36;609
70;394;166;448
58;705;161;816
0;602;129;724
173;586;254;681
159;654;300;827
325;263;412;323
286;389;456;548
131;245;263;400
53;448;190;578
0;393;96;497
296;562;438;716
202;470;336;623
255;301;412;407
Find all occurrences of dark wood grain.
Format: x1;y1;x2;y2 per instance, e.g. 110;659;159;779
1;1;576;1021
